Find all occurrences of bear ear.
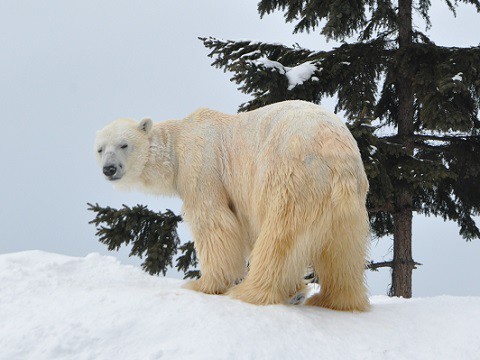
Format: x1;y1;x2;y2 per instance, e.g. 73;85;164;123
138;118;153;134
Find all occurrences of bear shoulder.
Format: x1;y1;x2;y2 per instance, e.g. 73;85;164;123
186;108;233;125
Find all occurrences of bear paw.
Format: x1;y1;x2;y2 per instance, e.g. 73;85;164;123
305;292;370;312
183;277;229;295
227;283;285;305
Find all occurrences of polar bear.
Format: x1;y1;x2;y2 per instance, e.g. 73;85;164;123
94;100;370;311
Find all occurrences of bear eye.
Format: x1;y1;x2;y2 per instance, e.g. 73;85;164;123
121;144;128;149
97;148;103;154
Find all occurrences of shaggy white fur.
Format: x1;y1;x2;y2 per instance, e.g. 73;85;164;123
94;100;370;311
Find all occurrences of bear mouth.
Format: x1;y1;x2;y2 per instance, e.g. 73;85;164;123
106;175;122;181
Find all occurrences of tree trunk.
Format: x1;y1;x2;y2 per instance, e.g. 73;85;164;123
390;197;414;297
390;0;415;298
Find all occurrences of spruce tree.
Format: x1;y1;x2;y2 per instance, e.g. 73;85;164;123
87;203;199;278
201;0;480;297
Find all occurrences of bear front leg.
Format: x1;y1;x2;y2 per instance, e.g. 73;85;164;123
183;204;247;295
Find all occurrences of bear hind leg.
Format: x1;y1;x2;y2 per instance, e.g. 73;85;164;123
305;201;370;311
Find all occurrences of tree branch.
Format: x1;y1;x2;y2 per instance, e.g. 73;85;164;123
367;260;422;271
367;261;393;270
382;134;478;142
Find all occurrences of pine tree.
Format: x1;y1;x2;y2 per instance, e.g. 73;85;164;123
201;0;480;297
87;203;199;279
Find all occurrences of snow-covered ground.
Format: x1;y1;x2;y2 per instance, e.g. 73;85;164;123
1;251;479;360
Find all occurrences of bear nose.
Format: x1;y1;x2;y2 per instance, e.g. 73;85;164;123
103;165;117;177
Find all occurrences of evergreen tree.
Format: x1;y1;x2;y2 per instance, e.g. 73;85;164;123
87;203;199;279
201;0;480;297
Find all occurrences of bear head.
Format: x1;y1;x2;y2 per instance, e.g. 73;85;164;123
94;118;152;188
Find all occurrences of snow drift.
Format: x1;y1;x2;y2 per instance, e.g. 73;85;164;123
1;251;479;360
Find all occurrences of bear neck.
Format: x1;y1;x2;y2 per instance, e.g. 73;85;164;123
140;121;179;196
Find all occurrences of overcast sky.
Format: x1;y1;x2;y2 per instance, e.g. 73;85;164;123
1;0;479;297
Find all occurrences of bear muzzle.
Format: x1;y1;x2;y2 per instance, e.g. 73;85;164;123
103;165;117;176
103;164;123;181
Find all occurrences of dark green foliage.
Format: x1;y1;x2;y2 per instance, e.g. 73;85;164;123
257;0;394;40
257;0;480;40
87;203;199;278
200;37;388;115
176;241;200;279
414;135;480;240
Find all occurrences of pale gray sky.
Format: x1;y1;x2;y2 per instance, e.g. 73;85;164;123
1;0;479;296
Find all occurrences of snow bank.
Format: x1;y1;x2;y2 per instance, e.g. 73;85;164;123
1;251;479;360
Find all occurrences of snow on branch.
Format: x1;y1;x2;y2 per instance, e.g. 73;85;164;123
251;56;320;90
285;61;319;90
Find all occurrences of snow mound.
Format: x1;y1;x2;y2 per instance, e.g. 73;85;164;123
1;251;479;360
